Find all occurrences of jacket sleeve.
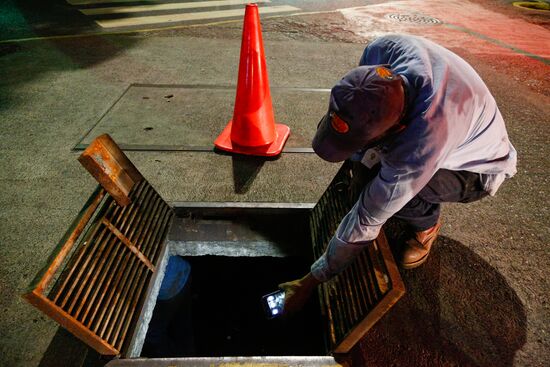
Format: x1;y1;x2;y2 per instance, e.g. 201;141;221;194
311;115;450;282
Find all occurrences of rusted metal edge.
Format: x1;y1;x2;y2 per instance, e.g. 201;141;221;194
331;286;403;354
376;229;405;295
78;134;144;207
332;231;405;354
25;186;106;294
23;290;119;356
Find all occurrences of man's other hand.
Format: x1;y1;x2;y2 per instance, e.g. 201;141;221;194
278;273;322;316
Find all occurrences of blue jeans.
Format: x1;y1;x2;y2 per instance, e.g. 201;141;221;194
393;169;489;231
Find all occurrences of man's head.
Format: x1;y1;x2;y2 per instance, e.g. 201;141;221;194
312;65;406;162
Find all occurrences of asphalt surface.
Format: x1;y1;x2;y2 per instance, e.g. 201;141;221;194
1;0;549;366
0;0;378;41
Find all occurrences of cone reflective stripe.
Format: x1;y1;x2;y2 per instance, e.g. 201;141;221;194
214;4;290;156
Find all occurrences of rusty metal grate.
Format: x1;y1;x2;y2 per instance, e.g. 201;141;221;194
310;164;404;354
24;135;174;356
385;13;441;24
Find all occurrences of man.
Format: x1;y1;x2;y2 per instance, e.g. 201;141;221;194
280;34;517;314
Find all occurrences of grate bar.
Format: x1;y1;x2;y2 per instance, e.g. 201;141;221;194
96;194;165;338
64;181;148;315
65;225;117;314
35;187;107;295
108;205;171;348
357;253;375;308
102;218;155;272
349;261;369;314
52;199;117;306
113;208;173;350
76;181;149;321
61;202;124;311
359;251;380;304
310;164;405;352
89;189;161;333
65;202;129;314
80;182;151;324
85;182;155;328
101;200;166;340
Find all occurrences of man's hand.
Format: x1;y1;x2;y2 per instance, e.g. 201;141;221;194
278;273;322;316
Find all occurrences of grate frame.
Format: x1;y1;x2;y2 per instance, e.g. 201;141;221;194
23;134;174;357
309;163;405;354
24;181;173;356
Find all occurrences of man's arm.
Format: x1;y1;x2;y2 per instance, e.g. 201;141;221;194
280;127;447;315
278;186;377;317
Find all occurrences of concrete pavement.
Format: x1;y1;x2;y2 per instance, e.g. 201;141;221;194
1;0;549;366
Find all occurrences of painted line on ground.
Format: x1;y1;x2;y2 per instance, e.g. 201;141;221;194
94;5;300;28
68;0;159;5
79;0;271;16
3;5;549;67
0;10;332;43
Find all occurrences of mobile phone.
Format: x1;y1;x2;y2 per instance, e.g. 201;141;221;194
261;290;285;319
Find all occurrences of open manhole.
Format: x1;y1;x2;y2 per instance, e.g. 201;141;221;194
385;13;442;25
24;135;405;366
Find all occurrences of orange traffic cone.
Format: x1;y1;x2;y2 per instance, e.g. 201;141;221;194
214;4;290;157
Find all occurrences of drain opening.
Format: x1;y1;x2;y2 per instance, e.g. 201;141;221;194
141;255;325;358
141;205;326;358
385;13;442;24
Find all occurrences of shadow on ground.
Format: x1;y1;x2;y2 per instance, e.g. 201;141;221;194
231;154;280;194
37;328;106;367
1;0;142;110
1;0;125;41
351;228;527;367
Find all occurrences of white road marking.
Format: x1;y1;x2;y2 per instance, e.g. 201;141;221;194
79;0;271;16
95;5;301;28
68;0;158;5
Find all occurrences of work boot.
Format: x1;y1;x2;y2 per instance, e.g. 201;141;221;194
400;221;442;269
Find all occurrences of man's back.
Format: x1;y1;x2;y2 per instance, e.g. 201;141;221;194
360;34;516;196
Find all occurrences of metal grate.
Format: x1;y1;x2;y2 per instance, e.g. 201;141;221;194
385;13;441;24
309;164;404;354
25;179;173;356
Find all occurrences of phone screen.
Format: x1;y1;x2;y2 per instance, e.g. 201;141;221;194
262;290;285;318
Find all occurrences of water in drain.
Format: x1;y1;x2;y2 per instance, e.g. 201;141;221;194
385;13;442;25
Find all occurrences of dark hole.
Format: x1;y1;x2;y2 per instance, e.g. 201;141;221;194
141;254;326;358
144;127;153;131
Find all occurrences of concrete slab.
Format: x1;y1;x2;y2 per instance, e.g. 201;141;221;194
77;85;330;150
